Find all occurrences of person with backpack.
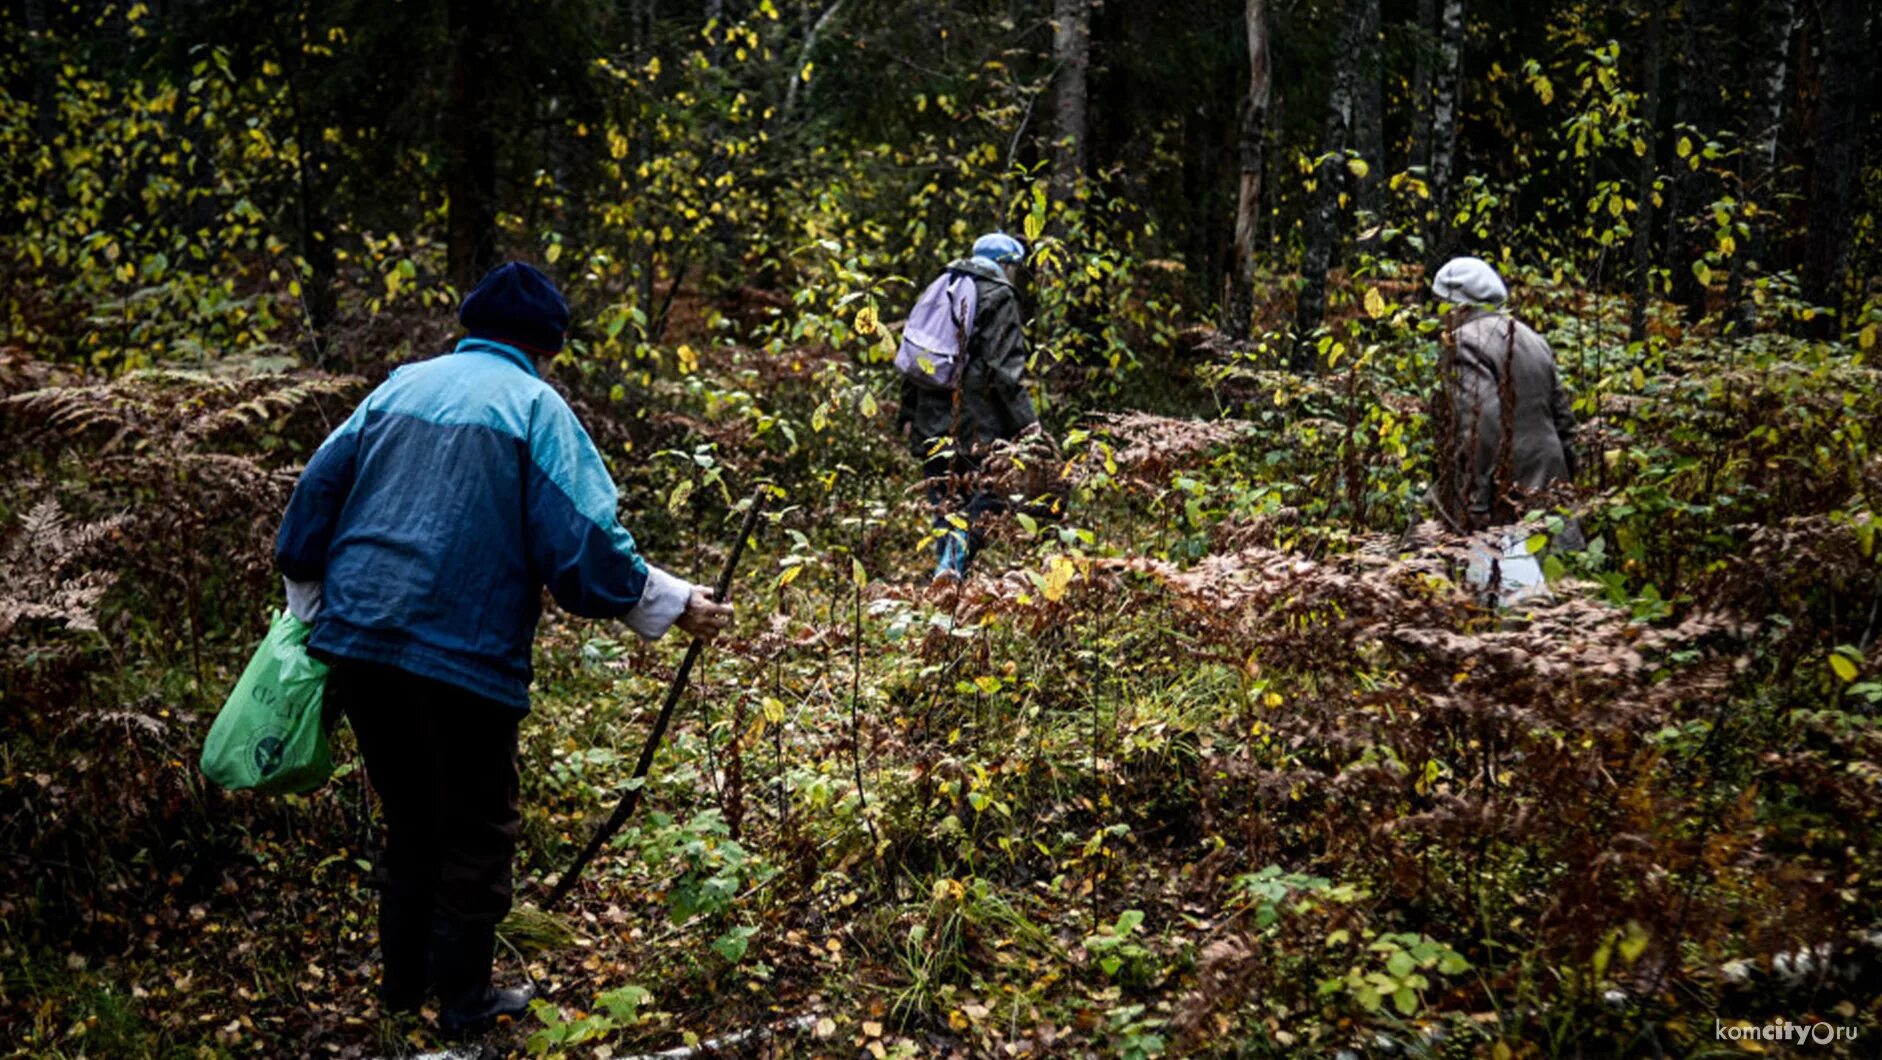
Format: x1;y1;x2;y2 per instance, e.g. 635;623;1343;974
894;232;1041;586
274;262;732;1035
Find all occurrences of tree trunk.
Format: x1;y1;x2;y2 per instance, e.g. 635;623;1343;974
1353;0;1384;240
1292;0;1365;369
1050;0;1091;204
704;0;725;64
1423;0;1464;276
634;0;658;326
1628;0;1666;346
1226;0;1272;340
21;0;58;146
1801;0;1872;335
1409;0;1435;172
286;14;338;363
1663;0;1720;324
783;1;847;117
446;0;500;291
1725;0;1795;330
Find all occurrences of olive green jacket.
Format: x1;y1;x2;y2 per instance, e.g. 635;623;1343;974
895;258;1038;461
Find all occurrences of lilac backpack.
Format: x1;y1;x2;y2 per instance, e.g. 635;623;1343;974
894;270;978;390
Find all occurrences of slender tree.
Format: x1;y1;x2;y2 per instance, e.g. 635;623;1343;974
1408;0;1435;172
1352;0;1384;239
1423;0;1463;274
1801;0;1872;334
1226;0;1273;340
783;1;848;117
1725;0;1795;329
1293;0;1366;369
1628;0;1666;346
1050;0;1091;204
1662;0;1721;323
445;0;500;291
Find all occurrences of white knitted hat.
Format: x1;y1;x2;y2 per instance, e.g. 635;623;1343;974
1430;257;1509;307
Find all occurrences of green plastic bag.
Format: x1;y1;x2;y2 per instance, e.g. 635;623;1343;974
200;609;333;794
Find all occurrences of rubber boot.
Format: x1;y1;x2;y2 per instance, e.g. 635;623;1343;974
377;889;432;1014
932;528;969;587
432;916;533;1037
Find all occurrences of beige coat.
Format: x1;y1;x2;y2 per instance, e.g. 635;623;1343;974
1435;308;1577;529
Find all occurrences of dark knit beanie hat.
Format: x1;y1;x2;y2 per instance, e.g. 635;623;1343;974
458;262;570;355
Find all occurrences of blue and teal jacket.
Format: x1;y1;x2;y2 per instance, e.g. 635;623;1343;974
275;338;690;710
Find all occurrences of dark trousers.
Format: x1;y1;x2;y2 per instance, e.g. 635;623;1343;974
923;452;1004;572
328;658;521;1004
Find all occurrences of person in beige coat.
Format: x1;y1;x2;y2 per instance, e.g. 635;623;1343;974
1429;257;1578;532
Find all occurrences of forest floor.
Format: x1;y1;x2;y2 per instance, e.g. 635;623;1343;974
4;284;1882;1059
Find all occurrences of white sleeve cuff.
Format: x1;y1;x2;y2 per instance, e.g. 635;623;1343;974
283;577;323;623
623;565;693;641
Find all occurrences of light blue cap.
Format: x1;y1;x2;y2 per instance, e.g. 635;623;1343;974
971;232;1026;264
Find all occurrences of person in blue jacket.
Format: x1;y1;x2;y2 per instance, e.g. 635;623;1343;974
275;262;731;1034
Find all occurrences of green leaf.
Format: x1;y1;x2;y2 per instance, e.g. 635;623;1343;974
712;926;755;964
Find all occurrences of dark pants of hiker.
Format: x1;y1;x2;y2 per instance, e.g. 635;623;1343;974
924;452;1002;577
328;658;522;1012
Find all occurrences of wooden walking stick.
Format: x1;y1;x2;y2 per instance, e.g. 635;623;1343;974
543;487;768;912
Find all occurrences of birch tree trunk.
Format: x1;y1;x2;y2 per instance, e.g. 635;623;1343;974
1050;0;1091;204
1423;0;1464;275
783;1;847;117
1292;0;1365;369
1226;0;1272;340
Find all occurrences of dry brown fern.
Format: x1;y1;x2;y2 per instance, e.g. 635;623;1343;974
0;496;128;638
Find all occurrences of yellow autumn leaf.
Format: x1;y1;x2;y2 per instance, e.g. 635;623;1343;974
852;558;867;588
1830;653;1858;683
1859;324;1876;350
1346;157;1369;179
1364;286;1386;319
677;344;699;374
854;304;878;335
544;241;563;264
1042;554;1075;602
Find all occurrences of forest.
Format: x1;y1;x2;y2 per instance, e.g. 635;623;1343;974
2;0;1880;1056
